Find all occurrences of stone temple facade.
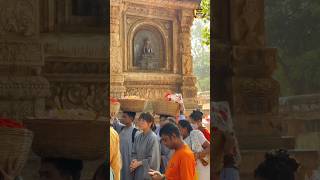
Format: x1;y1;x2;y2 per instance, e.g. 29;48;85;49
110;0;200;111
1;0;319;179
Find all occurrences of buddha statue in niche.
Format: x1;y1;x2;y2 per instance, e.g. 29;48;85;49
142;38;154;56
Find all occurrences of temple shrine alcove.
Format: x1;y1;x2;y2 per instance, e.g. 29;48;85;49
131;24;166;71
111;0;201;110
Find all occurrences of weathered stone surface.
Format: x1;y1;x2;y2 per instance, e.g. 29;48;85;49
0;0;38;37
232;46;277;77
231;77;280;115
230;0;265;46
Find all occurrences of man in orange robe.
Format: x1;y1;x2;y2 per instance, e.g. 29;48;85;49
148;123;196;180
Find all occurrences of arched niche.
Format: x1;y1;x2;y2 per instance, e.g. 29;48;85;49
127;22;170;72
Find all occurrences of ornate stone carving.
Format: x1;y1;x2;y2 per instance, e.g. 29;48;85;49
125;73;182;85
0;100;35;120
0;0;37;37
125;87;178;99
44;60;107;75
126;4;176;18
110;48;122;74
178;10;194;75
111;1;199;109
47;82;108;114
230;0;265;46
233;78;279;115
124;0;199;10
232;46;277;77
125;16;172;72
0;41;42;66
42;34;106;58
111;4;123;74
0;77;50;99
133;29;164;70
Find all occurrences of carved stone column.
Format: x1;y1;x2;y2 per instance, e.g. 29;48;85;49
228;0;283;139
179;9;199;110
0;0;50;120
110;2;126;98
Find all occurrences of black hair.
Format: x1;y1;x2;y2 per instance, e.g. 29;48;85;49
254;149;299;180
159;115;174;119
160;123;181;138
92;162;107;180
178;120;193;134
139;112;156;131
41;158;83;180
123;111;136;120
189;109;203;122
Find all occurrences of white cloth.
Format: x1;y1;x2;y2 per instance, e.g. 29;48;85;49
184;130;210;180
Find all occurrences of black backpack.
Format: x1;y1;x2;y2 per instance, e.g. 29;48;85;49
121;126;138;143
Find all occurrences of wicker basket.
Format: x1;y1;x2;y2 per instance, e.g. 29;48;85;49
118;99;146;112
0;127;33;174
153;100;180;117
23;118;106;160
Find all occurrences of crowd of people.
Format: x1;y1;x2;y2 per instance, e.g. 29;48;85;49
0;99;302;180
110;98;211;180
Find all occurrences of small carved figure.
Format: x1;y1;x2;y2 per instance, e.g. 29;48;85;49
142;38;153;55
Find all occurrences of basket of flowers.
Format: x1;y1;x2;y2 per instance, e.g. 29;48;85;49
118;96;147;112
0;118;33;174
153;93;181;116
23;110;107;160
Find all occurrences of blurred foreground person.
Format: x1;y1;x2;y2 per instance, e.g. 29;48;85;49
39;158;83;180
254;149;299;180
110;126;122;180
92;162;108;180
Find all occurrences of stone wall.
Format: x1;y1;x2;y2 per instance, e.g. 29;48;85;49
279;94;320;152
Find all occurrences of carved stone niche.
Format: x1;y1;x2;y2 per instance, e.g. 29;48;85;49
0;0;38;38
125;16;173;72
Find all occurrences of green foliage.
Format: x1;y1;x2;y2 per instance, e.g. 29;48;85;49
201;25;210;46
200;0;210;46
191;19;210;91
266;0;320;96
201;0;210;20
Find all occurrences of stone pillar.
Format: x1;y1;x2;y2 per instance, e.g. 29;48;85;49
228;0;283;140
110;2;126;98
0;0;50;120
212;0;319;178
179;9;199;110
